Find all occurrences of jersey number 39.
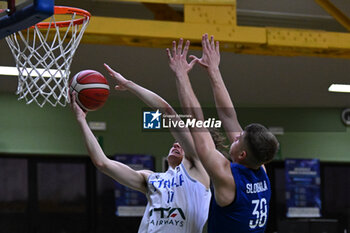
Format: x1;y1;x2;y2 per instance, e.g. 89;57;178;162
249;198;267;229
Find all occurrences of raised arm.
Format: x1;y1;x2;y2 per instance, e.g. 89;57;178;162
194;34;242;144
169;39;235;206
103;64;197;165
166;38;197;112
195;34;268;171
71;95;151;194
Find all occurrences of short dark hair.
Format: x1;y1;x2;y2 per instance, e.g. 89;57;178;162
243;123;279;165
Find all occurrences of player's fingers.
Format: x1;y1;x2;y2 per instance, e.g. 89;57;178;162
210;35;215;49
103;63;112;72
188;56;197;69
182;40;190;56
204;33;210;50
70;92;78;110
177;38;184;55
70;91;76;103
202;33;208;51
69;91;87;115
216;40;220;53
202;33;209;51
68;90;72;103
166;48;172;60
189;55;199;60
190;55;206;67
104;64;124;82
172;40;176;56
103;63;116;77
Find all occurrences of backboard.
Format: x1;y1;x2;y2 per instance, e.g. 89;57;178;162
0;0;54;39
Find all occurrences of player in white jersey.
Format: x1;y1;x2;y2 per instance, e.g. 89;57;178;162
71;52;214;232
139;162;211;232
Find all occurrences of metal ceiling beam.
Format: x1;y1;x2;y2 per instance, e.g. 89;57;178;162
314;0;350;32
82;0;350;58
142;3;183;21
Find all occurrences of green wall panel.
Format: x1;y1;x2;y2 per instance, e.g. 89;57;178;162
1;93;349;171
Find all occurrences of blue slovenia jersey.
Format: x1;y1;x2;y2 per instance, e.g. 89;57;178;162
208;163;271;233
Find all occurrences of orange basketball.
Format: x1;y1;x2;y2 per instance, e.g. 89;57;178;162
70;70;110;111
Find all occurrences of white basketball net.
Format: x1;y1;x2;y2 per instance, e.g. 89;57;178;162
5;10;90;107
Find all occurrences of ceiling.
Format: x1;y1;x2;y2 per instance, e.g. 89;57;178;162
1;0;350;107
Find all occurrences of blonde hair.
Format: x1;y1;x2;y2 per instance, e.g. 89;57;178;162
208;128;230;160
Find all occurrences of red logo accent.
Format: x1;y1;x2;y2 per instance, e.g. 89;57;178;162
170;213;177;218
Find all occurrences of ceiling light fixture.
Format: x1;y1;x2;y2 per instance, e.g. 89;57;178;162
328;84;350;93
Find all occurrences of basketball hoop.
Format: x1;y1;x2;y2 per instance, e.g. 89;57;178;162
5;6;91;107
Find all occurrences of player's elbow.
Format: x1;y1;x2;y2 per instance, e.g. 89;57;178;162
92;159;109;172
93;160;104;170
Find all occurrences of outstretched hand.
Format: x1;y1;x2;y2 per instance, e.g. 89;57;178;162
190;33;220;71
104;63;130;91
166;38;196;75
70;92;87;121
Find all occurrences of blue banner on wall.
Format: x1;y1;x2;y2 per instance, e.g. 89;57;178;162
285;158;321;218
114;154;155;216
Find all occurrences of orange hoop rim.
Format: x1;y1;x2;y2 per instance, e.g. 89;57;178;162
33;6;91;29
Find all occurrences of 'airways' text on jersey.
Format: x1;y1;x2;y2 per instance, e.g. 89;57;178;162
150;174;185;191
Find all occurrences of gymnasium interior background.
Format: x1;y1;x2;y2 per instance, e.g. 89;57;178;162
0;0;350;232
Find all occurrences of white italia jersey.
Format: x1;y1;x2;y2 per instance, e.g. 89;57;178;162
138;163;211;233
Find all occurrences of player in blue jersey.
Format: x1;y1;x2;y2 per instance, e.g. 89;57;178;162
168;35;279;233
